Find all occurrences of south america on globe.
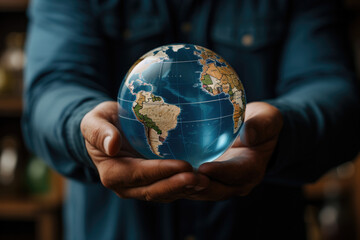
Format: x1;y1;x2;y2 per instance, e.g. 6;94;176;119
118;44;246;168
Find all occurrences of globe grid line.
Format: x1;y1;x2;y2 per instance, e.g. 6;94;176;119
118;97;231;105
213;90;224;147
164;141;176;160
118;114;234;123
174;54;191;165
159;60;176;160
146;60;199;64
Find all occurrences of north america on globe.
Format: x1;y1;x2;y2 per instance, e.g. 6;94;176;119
118;44;246;167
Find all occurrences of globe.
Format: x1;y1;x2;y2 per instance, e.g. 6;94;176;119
118;44;246;168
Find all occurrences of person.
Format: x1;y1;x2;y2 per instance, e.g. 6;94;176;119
23;0;360;239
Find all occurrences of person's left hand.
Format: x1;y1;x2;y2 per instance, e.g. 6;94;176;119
186;102;283;201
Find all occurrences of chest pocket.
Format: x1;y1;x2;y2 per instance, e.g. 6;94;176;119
211;18;286;51
209;16;287;101
97;0;167;43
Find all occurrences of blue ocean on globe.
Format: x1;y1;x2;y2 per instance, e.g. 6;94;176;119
118;44;246;168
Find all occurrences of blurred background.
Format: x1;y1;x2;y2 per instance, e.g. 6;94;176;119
0;0;358;239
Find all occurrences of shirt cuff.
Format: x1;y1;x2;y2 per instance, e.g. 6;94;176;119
65;98;114;180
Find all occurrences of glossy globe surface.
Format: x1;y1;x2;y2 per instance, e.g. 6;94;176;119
118;44;246;167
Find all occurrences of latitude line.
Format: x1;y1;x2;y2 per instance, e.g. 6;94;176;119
149;60;199;64
118;97;231;105
118;114;234;123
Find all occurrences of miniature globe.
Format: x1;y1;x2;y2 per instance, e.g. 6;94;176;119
118;44;246;168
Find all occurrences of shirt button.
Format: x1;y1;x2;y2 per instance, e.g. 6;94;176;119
181;22;192;34
123;29;132;39
184;235;196;240
241;34;254;47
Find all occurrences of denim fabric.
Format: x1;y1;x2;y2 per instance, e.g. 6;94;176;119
23;0;360;239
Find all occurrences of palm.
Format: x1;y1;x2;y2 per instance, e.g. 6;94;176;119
187;102;283;201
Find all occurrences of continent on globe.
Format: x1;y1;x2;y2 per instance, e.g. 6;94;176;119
132;90;181;157
194;46;246;133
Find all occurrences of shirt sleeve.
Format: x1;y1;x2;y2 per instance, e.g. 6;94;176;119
264;0;360;185
22;0;112;182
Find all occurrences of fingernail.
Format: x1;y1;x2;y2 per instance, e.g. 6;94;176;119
104;136;111;155
185;185;194;189
194;186;206;191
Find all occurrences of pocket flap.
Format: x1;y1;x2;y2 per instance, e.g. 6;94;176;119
211;19;285;51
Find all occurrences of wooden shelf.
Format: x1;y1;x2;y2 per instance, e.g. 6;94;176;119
0;198;52;219
0;170;64;240
0;97;22;116
303;170;354;200
0;168;64;217
0;0;28;11
0;197;62;240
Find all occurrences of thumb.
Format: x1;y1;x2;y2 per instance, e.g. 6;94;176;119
239;102;283;147
81;101;122;156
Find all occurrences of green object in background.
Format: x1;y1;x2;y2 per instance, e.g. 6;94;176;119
26;156;50;195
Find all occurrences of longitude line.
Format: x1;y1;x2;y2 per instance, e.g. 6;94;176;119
158;60;176;159
205;93;224;148
175;56;190;164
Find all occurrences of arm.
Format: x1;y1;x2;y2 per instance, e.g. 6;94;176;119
265;0;360;184
191;0;360;201
23;0;111;181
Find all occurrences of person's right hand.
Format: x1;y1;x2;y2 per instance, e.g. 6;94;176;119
80;101;209;202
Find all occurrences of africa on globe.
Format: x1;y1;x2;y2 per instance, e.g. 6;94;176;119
118;44;246;168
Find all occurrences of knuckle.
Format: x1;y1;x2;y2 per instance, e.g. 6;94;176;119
80;115;91;136
89;127;102;146
143;190;154;202
156;160;167;177
178;172;197;186
98;163;117;189
109;111;119;126
130;168;147;186
100;175;115;189
179;161;193;172
163;184;176;195
116;191;130;199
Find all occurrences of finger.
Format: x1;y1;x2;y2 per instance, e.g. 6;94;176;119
186;179;252;201
81;101;121;156
118;172;209;202
198;151;265;186
239;102;283;147
231;136;242;148
98;157;195;188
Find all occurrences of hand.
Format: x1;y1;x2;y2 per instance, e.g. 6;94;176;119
188;102;283;201
80;101;208;202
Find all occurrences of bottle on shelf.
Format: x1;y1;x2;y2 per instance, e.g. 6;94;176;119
0;135;22;196
0;32;25;97
25;155;50;195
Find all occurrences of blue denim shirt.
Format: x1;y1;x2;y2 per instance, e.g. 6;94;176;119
23;0;360;239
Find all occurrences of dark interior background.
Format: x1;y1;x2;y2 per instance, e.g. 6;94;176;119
0;0;359;239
